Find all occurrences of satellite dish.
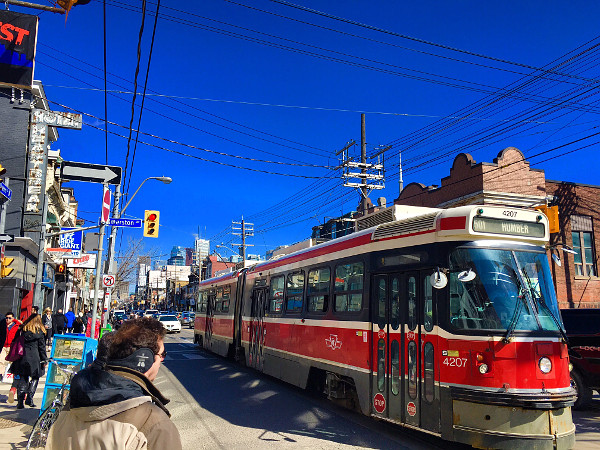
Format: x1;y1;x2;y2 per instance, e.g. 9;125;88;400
457;269;477;282
430;269;448;289
552;253;562;267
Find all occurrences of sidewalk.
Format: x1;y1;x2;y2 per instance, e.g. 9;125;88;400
0;375;46;449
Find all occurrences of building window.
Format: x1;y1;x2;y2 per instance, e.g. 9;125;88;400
571;215;597;277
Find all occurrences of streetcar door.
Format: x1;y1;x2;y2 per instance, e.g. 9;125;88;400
403;273;420;427
371;274;403;420
205;293;216;350
404;271;440;433
249;288;267;371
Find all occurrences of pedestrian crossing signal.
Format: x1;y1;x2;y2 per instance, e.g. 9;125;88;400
143;210;160;238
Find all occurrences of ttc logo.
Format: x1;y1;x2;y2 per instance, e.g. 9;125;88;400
325;334;342;350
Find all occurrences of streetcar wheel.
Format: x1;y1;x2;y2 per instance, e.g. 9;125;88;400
571;369;592;409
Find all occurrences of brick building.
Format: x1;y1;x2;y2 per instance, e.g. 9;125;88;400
393;147;599;309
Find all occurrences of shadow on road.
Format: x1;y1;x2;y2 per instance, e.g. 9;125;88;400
161;340;441;449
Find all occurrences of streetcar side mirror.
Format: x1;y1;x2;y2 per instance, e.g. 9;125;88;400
430;268;448;289
457;268;477;282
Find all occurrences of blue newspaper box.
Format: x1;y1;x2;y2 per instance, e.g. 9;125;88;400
40;334;97;414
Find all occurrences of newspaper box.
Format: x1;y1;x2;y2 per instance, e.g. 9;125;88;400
40;334;97;415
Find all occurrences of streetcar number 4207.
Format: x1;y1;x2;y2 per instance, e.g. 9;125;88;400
443;357;468;367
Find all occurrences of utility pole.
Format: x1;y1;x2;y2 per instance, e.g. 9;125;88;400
232;217;254;266
338;114;385;215
361;114;367;214
103;184;121;326
90;184;107;338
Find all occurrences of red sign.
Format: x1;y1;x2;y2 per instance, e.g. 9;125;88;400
406;331;415;341
373;393;386;413
377;329;385;339
101;185;111;224
407;401;416;416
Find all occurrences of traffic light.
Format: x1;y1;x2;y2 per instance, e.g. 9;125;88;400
1;256;14;278
535;205;560;234
143;210;160;238
0;164;6;183
55;263;66;282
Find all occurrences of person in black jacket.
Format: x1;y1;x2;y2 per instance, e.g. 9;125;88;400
9;314;48;409
52;309;67;335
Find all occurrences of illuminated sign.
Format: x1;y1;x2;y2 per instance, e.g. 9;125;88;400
472;217;545;238
0;11;38;89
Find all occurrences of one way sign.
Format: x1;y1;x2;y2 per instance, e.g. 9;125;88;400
61;161;122;185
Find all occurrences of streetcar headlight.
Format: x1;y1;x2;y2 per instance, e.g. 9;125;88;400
569;362;573;372
539;357;552;374
478;363;489;374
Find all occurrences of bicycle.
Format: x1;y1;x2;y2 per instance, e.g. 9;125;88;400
26;358;78;450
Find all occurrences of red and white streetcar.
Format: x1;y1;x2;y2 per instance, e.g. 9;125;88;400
194;204;575;449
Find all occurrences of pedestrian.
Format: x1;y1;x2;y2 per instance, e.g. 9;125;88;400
31;306;39;316
42;308;53;348
0;312;22;384
72;314;84;334
65;307;76;333
8;314;48;409
52;308;67;335
47;317;182;449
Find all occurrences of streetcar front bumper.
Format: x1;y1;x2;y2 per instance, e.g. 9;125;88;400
450;392;576;450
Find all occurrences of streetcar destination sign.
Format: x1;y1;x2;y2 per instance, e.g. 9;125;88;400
108;218;142;228
473;217;545;238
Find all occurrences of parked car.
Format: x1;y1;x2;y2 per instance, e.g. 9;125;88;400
158;315;181;333
560;308;600;409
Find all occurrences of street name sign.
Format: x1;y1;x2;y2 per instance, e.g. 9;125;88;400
0;182;11;200
108;218;142;228
61;161;122;185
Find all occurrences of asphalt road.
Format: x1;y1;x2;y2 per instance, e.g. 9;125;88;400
157;328;458;450
158;328;599;450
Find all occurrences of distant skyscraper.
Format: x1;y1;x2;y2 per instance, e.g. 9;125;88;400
167;246;186;266
194;238;209;266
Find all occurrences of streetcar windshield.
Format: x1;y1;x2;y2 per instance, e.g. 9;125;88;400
449;247;562;332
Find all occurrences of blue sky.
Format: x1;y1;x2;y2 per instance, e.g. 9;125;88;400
12;0;600;262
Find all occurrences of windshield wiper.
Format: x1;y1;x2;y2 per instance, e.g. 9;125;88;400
503;294;524;343
520;267;569;343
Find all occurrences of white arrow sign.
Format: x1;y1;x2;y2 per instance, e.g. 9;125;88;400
61;161;122;185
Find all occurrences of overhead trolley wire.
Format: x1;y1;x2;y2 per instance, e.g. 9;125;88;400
126;0;161;198
267;0;600;84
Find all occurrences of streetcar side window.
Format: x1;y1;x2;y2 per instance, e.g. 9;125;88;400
269;276;284;313
221;285;231;313
424;342;434;403
198;292;207;313
286;272;305;313
423;278;434;331
407;276;417;331
334;262;364;312
307;267;330;313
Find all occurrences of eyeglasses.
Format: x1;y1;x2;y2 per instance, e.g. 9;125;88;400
157;350;167;360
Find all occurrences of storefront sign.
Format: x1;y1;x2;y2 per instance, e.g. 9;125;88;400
0;11;38;89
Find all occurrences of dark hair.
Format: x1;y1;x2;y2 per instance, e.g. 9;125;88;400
108;317;166;360
5;312;14;317
95;331;116;365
